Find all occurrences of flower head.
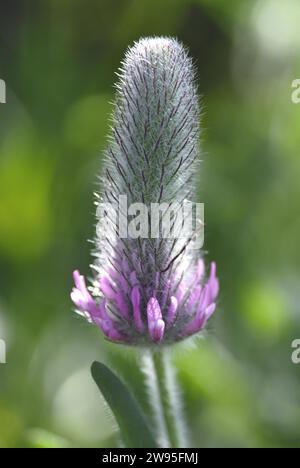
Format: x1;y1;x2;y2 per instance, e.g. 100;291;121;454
71;37;219;345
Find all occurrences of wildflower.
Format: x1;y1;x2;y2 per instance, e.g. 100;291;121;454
71;37;219;345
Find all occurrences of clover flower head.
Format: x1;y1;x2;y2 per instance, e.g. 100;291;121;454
71;37;219;346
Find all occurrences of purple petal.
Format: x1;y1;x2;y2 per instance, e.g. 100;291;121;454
115;293;130;319
182;311;206;336
167;296;178;327
100;276;117;301
188;285;202;312
147;297;165;343
96;318;128;342
71;270;101;319
121;259;130;273
100;276;129;319
208;262;219;301
70;288;84;309
149;319;165;343
175;281;185;303
130;270;138;286
73;270;86;292
204;302;216;321
93;301;128;342
182;301;216;338
119;275;130;294
131;286;144;332
197;262;219;308
197;284;210;312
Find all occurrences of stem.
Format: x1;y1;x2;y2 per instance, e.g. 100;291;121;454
161;349;188;448
142;350;170;448
141;348;188;448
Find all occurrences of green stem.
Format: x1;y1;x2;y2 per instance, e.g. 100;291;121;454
142;348;188;448
161;349;188;448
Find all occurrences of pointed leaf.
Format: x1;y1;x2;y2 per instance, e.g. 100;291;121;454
91;361;157;448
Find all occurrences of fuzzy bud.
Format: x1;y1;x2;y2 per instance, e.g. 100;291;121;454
71;37;219;345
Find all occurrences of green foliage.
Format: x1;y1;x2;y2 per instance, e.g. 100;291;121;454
91;362;157;448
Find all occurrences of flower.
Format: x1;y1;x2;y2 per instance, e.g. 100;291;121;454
71;37;219;345
71;259;218;344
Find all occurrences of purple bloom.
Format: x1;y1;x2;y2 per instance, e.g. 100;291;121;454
71;37;219;345
71;259;218;345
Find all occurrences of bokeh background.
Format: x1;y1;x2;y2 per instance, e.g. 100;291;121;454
1;0;300;448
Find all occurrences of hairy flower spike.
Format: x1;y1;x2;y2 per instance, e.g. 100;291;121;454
71;37;219;345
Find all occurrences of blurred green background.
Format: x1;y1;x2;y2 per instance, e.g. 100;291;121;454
1;0;300;448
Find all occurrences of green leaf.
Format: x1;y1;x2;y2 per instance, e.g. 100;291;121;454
91;361;157;448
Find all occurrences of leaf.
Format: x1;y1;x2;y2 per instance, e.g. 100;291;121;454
91;361;157;448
